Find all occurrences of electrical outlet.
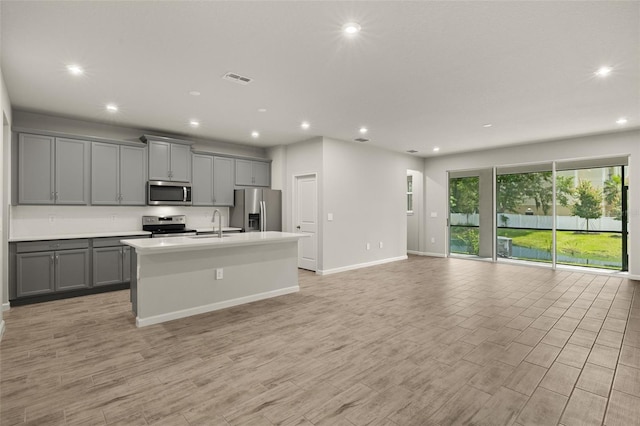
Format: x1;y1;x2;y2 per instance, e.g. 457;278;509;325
215;268;223;280
111;214;117;221
48;215;55;223
327;213;333;221
431;237;435;243
366;243;370;250
379;241;383;248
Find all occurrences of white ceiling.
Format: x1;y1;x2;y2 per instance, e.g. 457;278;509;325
1;1;638;157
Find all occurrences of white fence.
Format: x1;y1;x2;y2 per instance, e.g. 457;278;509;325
451;213;622;232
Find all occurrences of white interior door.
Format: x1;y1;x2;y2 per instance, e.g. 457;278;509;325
294;174;317;271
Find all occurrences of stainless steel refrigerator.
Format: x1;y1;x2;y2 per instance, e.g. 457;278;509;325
230;188;282;232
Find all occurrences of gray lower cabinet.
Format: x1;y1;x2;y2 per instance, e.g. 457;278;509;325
92;237;138;287
15;240;90;298
11;235;148;302
93;247;123;286
18;133;90;205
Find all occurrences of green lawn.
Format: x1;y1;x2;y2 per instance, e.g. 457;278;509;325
497;228;621;263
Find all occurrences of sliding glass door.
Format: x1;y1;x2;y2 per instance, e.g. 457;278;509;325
555;165;627;270
449;169;493;259
496;165;554;265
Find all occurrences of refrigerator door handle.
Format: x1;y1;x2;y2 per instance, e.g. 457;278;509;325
262;201;267;232
259;201;264;231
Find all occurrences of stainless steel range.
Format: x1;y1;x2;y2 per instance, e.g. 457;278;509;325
142;215;196;238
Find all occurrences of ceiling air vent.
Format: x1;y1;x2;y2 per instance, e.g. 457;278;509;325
354;138;369;143
222;72;253;85
406;150;418;154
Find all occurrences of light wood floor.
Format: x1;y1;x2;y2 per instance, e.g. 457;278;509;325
1;256;639;425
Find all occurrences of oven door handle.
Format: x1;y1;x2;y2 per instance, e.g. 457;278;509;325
183;186;187;202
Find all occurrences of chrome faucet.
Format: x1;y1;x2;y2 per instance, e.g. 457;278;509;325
212;209;222;238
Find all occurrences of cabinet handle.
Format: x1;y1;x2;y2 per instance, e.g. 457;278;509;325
55;255;59;264
50;255;54;264
50;192;55;200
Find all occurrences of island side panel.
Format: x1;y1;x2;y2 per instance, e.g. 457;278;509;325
135;240;299;326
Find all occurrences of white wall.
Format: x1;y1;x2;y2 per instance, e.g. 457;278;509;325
424;129;640;276
279;136;423;273
282;137;324;268
1;61;13;337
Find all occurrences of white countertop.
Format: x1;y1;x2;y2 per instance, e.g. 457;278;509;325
10;230;152;242
195;227;243;233
122;231;308;254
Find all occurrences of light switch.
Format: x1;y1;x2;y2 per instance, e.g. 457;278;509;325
430;212;438;218
327;213;334;221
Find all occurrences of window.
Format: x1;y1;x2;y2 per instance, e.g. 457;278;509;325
407;175;413;214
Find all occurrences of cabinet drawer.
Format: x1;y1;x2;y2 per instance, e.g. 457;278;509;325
16;239;89;253
92;235;148;247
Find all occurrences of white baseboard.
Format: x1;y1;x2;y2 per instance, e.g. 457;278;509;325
136;286;299;328
2;302;10;312
624;273;640;281
407;251;446;258
0;320;5;342
317;255;408;276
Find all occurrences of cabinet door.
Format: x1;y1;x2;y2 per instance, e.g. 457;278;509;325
170;143;191;182
91;142;120;205
122;246;131;282
120;145;147;205
18;134;55;204
93;247;123;287
148;141;171;180
192;154;214;206
253;161;270;187
213;156;234;205
235;159;254;186
56;249;91;291
16;251;55;297
55;138;90;205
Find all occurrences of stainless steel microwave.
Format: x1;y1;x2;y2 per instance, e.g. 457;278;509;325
147;180;192;206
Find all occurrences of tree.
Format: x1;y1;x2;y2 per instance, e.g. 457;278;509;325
555;175;575;208
604;175;622;220
449;177;479;224
571;180;602;232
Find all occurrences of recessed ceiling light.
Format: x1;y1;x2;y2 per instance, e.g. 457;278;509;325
189;120;200;127
433;147;440;152
359;127;368;134
595;66;613;77
106;104;118;112
406;150;418;154
301;121;310;129
482;124;493;128
66;64;84;75
258;108;267;113
251;131;260;138
616;117;628;125
188;90;201;96
343;22;361;35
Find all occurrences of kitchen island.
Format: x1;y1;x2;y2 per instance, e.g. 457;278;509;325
122;232;307;327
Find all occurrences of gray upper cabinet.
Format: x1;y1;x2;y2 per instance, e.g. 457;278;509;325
19;134;90;205
213;156;235;205
148;140;191;181
235;159;270;187
18;134;55;204
92;142;146;205
192;154;214;206
120;146;147;205
55;138;90;204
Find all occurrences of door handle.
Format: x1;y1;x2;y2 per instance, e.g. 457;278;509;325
296;225;301;230
183;186;187;202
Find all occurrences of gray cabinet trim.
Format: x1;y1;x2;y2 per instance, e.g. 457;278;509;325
13;127;146;147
